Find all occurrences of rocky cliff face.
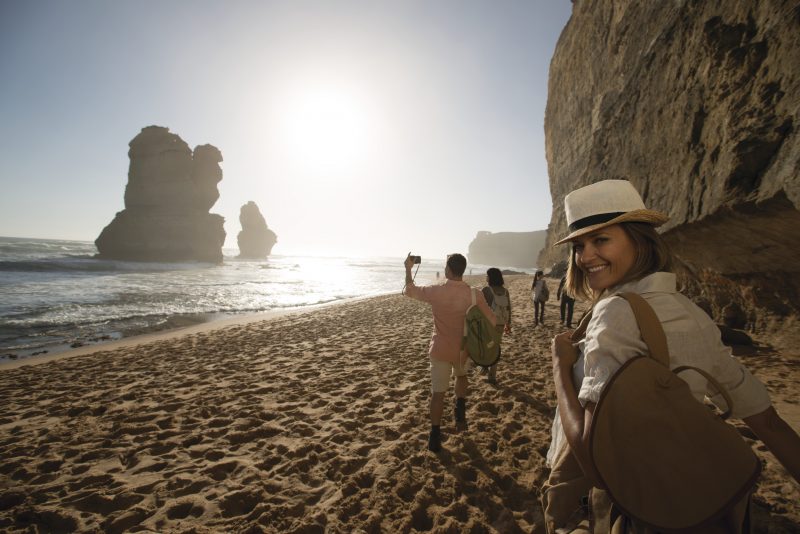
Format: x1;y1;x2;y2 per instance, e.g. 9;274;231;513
96;126;226;263
541;1;800;331
468;230;547;269
237;201;277;259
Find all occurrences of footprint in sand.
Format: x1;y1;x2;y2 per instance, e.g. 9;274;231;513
204;449;225;462
132;460;169;474
167;478;213;498
13;508;81;532
204;460;239;481
410;502;434;531
501;420;523;440
0;491;26;512
219;489;263;518
68;492;143;515
207;417;232;428
165;499;205;519
181;434;204;448
148;441;178;455
102;507;152;534
457;466;478;483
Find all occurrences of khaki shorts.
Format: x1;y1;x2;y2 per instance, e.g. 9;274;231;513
430;356;472;393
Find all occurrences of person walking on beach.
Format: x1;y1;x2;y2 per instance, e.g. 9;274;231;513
403;252;495;452
531;270;548;326
481;268;511;384
556;275;575;328
543;179;800;532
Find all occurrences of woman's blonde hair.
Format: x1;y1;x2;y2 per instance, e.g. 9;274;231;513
564;222;673;302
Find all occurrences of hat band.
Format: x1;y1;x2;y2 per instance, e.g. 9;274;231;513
568;212;625;232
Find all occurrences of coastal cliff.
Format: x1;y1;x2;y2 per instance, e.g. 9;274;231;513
95;126;226;263
541;1;800;332
468;230;547;269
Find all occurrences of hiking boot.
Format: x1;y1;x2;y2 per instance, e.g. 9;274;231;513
428;427;442;452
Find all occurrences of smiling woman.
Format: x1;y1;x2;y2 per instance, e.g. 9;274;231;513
275;82;379;175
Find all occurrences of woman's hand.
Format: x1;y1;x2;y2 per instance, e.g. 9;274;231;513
551;330;578;369
504;323;512;334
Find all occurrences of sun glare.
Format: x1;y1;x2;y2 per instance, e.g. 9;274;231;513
276;84;377;175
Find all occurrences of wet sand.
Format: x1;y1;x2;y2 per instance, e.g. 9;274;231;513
1;275;798;532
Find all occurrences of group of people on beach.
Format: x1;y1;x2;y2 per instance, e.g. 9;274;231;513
403;179;800;532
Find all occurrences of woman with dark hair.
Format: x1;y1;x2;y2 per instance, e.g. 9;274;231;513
542;179;800;532
531;270;548;325
481;267;512;384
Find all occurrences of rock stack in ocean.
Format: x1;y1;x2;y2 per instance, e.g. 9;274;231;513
540;2;800;330
468;230;547;269
237;201;277;259
95;126;226;263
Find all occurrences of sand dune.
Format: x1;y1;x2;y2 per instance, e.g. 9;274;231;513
1;276;798;532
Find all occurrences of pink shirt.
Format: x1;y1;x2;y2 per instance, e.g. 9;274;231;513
404;279;496;363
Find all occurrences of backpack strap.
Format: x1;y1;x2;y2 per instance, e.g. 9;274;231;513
619;292;735;419
570;309;593;342
462;289;478;349
617;293;669;367
673;365;735;420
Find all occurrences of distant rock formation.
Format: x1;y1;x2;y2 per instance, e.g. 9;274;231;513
468;230;547;268
95;126;226;263
540;2;800;331
237;201;277;259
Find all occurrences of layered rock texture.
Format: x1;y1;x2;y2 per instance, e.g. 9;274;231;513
237;201;277;259
468;230;547;269
540;1;800;331
96;126;226;263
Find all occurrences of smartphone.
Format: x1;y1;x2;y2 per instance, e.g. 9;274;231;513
410;255;421;264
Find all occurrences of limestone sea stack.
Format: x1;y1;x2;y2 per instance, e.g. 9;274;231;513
237;201;277;259
95;126;226;263
468;230;547;269
540;2;800;331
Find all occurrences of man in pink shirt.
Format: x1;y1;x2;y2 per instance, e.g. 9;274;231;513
404;253;495;452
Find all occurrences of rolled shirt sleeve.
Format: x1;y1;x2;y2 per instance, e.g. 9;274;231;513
578;296;647;406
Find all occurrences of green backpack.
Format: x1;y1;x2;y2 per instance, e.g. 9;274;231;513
462;288;501;367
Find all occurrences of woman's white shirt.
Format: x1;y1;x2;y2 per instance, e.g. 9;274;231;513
577;272;771;419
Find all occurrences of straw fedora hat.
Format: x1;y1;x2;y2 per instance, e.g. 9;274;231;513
554;180;669;245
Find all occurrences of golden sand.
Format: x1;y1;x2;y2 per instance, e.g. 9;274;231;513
1;276;798;532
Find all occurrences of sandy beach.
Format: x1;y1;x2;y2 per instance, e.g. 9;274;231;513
1;275;798;533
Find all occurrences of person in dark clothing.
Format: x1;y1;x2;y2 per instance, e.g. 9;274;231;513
557;275;575;328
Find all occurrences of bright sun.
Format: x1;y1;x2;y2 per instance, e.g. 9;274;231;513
277;84;376;175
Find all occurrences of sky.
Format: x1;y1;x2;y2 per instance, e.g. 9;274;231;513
0;0;572;259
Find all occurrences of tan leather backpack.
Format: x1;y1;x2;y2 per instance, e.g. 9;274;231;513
589;293;761;532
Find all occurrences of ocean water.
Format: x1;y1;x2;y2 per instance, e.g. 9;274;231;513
0;237;523;362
